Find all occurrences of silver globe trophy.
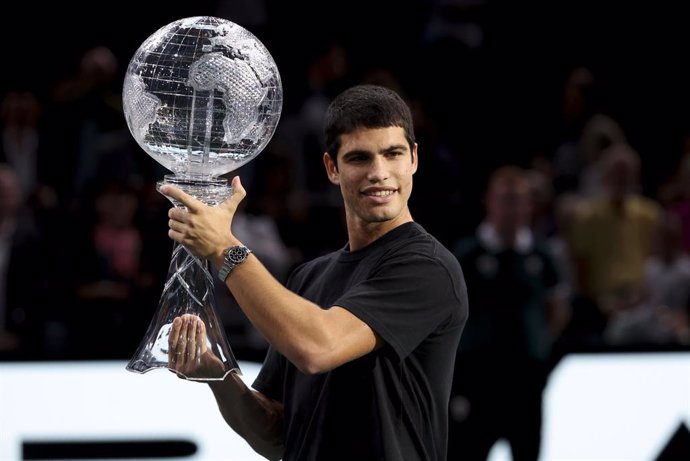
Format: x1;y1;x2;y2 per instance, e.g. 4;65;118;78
122;16;282;380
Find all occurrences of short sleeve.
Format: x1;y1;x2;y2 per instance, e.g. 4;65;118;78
334;245;467;360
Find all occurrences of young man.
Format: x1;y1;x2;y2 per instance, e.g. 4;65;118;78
161;84;468;461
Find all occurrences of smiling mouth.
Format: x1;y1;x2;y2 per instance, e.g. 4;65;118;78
364;190;396;197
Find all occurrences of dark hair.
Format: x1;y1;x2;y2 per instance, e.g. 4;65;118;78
323;84;415;159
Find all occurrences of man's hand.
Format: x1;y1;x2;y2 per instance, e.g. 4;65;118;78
168;314;225;379
160;176;246;264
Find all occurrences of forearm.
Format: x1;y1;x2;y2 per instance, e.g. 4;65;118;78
208;373;284;460
221;253;336;373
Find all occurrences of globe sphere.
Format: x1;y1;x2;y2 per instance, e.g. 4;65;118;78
123;16;282;178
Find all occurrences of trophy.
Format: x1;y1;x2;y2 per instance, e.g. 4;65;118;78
121;16;282;380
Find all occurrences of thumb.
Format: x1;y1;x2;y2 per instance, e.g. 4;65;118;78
222;175;246;210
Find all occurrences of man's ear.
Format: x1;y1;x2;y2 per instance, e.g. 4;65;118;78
323;152;339;185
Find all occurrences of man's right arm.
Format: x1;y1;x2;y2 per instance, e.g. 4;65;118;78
168;314;284;460
208;374;284;461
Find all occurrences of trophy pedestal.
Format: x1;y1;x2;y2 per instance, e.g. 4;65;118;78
126;175;240;381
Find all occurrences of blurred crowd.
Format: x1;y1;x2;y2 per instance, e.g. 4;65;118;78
0;1;689;369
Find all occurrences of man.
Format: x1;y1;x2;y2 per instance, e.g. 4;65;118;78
448;165;569;460
161;84;468;461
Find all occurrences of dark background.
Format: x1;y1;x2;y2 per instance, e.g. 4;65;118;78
4;0;689;199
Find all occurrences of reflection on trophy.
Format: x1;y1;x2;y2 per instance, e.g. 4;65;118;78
121;16;282;381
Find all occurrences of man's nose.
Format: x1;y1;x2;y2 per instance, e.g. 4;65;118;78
367;156;389;182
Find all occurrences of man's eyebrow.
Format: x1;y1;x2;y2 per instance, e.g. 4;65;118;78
381;144;408;153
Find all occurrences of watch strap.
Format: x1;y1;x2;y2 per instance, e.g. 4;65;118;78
217;245;252;282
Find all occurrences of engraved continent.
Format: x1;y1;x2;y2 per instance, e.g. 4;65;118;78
123;73;161;142
187;52;267;144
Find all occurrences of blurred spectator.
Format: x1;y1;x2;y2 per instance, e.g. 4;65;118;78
66;179;153;358
403;77;467;247
449;165;569;460
0;90;59;214
525;167;556;240
45;46;139;209
0;164;48;357
423;0;486;51
545;192;582;307
551;66;627;195
605;211;690;345
298;41;350;202
578;115;629;198
658;149;690;253
567;142;663;345
0;165;22;354
1;91;42;200
244;146;314;260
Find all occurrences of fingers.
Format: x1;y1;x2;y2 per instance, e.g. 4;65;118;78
168;317;183;372
176;316;191;368
196;318;207;355
159;185;202;212
168;316;182;356
166;215;189;245
188;320;198;365
162;179;246;215
167;315;227;379
168;314;210;376
163;180;241;215
168;207;190;223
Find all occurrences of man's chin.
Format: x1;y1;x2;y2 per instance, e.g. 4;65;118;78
364;210;397;224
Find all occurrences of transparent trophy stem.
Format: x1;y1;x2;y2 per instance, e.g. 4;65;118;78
126;174;240;381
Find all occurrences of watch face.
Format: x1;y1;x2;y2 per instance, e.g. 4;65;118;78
219;246;250;282
228;246;248;264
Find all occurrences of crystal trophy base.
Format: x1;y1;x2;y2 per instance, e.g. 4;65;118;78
126;174;240;381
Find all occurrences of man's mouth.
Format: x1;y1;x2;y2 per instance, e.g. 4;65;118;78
365;190;395;197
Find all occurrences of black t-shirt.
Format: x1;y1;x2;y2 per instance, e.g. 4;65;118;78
253;222;468;461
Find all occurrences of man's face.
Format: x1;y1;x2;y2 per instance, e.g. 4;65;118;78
324;126;417;227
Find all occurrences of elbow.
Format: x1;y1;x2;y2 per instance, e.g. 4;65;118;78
290;344;336;375
295;361;329;376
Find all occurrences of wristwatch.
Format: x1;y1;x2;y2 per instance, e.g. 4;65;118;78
217;245;252;282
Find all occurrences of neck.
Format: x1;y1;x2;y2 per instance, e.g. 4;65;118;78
346;212;413;252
